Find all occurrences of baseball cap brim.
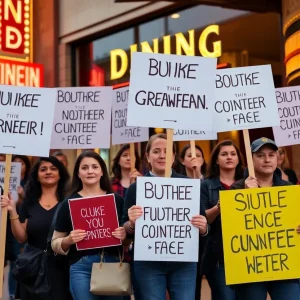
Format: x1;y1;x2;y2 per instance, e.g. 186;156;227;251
252;143;278;153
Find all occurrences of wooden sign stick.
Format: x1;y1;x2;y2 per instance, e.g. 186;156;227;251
165;129;174;178
130;143;136;172
243;129;255;177
190;140;197;179
76;149;82;157
94;148;100;155
0;154;12;297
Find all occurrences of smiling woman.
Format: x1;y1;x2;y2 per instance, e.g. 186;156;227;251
0;156;71;300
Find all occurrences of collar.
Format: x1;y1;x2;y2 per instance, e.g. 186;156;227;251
149;170;173;177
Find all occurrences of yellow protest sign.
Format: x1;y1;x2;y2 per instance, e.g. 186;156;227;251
220;185;300;285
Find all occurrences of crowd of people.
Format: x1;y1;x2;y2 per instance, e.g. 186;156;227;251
1;134;300;300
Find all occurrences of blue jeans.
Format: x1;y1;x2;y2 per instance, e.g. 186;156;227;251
70;254;124;300
205;263;235;300
235;280;300;300
133;261;197;300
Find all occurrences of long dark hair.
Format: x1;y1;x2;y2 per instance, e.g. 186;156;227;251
174;144;207;176
70;151;112;195
207;139;244;180
111;144;141;180
24;156;70;205
12;155;31;183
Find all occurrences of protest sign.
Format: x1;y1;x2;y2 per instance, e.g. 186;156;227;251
112;86;149;145
51;87;113;149
127;52;217;130
134;177;200;262
221;186;300;285
173;129;217;141
272;86;300;146
213;65;279;132
0;85;56;156
0;162;21;202
68;194;121;250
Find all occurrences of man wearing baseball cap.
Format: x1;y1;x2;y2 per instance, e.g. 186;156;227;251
231;137;300;300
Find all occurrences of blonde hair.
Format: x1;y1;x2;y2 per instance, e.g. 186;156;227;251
278;147;290;169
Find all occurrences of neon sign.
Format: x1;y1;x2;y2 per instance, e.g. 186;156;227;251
110;25;222;80
0;0;43;87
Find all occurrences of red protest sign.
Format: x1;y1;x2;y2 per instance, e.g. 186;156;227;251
68;194;121;250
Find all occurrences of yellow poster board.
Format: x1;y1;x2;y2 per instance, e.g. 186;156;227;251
220;185;300;285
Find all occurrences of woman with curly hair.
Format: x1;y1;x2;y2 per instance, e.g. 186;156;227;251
1;156;71;300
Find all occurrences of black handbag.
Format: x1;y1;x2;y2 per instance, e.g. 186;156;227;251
12;202;62;296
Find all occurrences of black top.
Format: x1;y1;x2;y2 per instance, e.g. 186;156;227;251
121;170;207;237
231;168;292;189
284;168;298;185
19;201;60;250
201;177;230;268
55;192;124;265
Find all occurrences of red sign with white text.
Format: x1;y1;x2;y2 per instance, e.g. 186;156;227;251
68;194;121;251
0;0;32;59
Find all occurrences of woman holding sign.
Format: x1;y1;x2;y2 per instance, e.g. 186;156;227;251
0;156;71;300
122;133;208;300
111;143;142;197
201;139;244;300
52;151;127;300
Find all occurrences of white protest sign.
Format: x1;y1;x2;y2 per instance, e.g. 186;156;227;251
173;129;217;141
0;85;56;156
51;87;113;149
272;86;300;146
127;52;217;130
134;177;200;262
112;86;149;145
0;162;21;202
213;65;279;132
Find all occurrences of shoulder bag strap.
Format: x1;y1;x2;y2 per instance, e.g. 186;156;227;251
46;202;63;246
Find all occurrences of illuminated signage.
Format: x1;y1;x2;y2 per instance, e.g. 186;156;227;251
0;0;43;86
110;25;222;80
89;64;105;86
0;58;43;86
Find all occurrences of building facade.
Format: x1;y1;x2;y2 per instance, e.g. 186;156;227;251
52;0;300;175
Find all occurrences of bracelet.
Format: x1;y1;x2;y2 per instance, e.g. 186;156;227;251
10;214;19;220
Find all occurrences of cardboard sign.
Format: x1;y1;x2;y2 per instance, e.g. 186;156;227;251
213;65;279;132
134;177;200;262
112;86;149;145
51;87;113;149
173;129;217;141
220;186;300;285
0;162;21;202
272;86;300;146
127;52;217;130
0;85;56;156
68;194;121;250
